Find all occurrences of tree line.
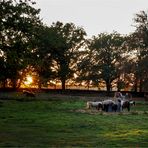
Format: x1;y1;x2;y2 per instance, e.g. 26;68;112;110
0;0;148;92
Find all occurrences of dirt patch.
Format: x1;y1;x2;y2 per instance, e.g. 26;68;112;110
74;109;148;115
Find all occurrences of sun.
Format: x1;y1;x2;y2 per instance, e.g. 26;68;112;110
24;76;33;85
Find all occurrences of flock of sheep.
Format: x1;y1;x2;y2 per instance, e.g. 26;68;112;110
86;93;135;112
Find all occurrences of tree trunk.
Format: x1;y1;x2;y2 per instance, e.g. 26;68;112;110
106;80;111;95
38;76;42;89
139;78;143;92
12;79;17;90
61;79;66;90
134;78;138;92
106;83;111;92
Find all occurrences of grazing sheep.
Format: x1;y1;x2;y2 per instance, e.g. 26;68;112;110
86;101;103;110
102;100;117;112
86;98;135;113
117;100;135;112
112;103;118;112
121;100;130;111
129;100;136;106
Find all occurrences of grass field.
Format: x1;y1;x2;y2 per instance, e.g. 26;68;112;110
0;93;148;147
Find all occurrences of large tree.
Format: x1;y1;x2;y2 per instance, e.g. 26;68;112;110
126;11;148;92
31;25;56;89
0;0;41;89
76;40;101;89
89;32;125;92
134;11;148;92
48;21;86;90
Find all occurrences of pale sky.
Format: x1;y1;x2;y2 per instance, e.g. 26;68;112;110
35;0;148;37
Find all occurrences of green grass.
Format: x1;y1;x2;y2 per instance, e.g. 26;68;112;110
0;94;148;147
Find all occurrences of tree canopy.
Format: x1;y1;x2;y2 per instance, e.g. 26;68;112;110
0;1;147;92
0;0;41;88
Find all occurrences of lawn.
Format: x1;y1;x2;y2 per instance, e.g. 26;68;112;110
0;93;148;147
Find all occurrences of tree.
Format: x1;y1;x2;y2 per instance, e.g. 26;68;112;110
76;40;101;89
31;25;56;89
134;11;148;92
0;0;41;89
49;22;86;90
89;32;125;93
126;11;148;92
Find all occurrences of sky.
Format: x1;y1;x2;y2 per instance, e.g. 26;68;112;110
35;0;148;37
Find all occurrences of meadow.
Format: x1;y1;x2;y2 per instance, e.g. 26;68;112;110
0;92;148;147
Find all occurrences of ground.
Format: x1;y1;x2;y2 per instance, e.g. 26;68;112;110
0;92;147;147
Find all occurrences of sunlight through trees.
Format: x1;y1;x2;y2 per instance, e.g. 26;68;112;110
0;0;147;92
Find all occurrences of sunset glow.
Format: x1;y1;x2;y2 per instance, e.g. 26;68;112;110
24;76;33;85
